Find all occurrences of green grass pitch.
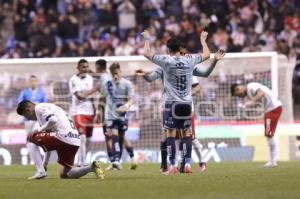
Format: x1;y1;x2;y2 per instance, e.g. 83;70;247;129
0;162;300;199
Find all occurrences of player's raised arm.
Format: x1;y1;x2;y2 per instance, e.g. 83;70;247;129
135;68;163;82
193;49;225;77
141;30;154;60
199;31;210;61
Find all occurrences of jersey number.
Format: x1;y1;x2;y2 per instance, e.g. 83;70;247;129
175;75;187;91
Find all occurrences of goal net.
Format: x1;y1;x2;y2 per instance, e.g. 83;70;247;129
0;52;296;165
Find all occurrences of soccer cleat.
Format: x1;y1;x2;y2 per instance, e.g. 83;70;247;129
130;159;138;170
160;168;169;175
92;161;105;179
168;165;178;174
28;171;47;180
112;162;123;170
199;162;207;173
262;161;278;168
184;165;193;174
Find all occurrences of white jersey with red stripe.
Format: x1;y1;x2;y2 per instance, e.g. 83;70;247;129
247;82;282;113
35;103;80;146
69;74;94;116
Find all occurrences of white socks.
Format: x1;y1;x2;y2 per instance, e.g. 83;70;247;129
43;151;51;168
27;142;45;173
78;135;87;166
192;139;202;163
66;165;93;179
267;136;277;163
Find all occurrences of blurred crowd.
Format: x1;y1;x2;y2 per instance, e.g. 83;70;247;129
0;0;299;61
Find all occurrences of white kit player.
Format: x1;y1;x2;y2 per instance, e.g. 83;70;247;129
231;82;283;167
16;100;105;179
69;59;98;166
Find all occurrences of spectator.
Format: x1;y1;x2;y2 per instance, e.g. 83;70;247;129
231;25;246;51
284;12;300;33
165;15;180;36
57;4;79;41
114;40;134;56
117;0;136;40
13;14;28;43
259;28;276;51
79;2;97;42
279;24;298;47
37;27;57;57
213;28;229;51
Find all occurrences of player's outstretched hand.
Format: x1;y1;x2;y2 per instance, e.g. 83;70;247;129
200;31;208;43
141;30;150;39
135;69;145;76
215;49;225;61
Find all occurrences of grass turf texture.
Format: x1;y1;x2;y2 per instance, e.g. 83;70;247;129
0;162;300;199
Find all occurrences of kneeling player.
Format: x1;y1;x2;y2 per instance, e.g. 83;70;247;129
101;63;136;170
231;82;282;168
17;100;105;179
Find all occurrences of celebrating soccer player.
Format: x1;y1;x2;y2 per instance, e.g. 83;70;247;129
231;82;282;168
16;100;105;179
136;49;225;173
100;63;135;170
141;29;210;173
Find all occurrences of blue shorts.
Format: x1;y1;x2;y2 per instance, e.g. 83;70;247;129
163;102;192;130
105;119;128;133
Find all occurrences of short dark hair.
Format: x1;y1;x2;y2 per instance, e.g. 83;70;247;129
16;100;34;115
30;75;37;79
109;63;120;73
230;83;239;96
95;59;107;71
167;38;181;53
77;59;88;66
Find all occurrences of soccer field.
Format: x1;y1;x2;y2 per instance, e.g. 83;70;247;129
0;162;300;199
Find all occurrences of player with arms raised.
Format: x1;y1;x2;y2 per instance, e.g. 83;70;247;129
141;30;210;173
136;49;225;173
16;100;105;179
231;82;282;168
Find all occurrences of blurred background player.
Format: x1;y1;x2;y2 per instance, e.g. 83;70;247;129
91;59;137;170
69;59;97;167
100;63;136;170
18;75;49;174
136;49;225;173
142;30;210;173
231;82;282;168
92;59;113;163
16;100;105;179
